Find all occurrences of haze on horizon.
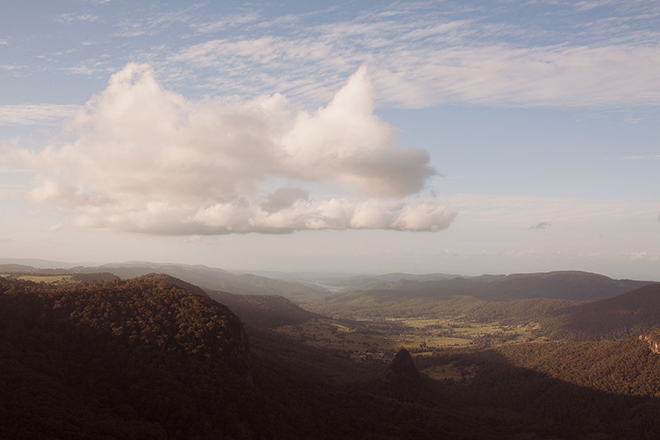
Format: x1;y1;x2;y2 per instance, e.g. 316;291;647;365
1;0;659;281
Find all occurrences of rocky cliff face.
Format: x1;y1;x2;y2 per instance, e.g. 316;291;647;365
383;348;423;390
640;330;660;354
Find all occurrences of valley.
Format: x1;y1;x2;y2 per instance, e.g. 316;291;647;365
275;317;543;361
2;261;660;439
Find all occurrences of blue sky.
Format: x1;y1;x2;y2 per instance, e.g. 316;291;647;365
1;0;659;279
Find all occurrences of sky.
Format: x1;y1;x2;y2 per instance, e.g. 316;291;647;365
1;0;659;280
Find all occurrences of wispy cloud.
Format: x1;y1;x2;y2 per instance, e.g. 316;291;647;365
191;12;261;33
164;3;660;109
0;104;79;125
573;0;620;11
28;2;660;110
61;63;106;75
55;13;99;24
112;5;200;37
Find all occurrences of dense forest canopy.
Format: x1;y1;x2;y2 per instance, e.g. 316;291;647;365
3;271;660;439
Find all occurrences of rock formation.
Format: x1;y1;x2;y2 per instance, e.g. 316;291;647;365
383;348;423;391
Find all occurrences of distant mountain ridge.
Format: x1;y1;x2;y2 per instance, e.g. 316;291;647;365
373;271;651;301
305;271;655;322
0;263;326;329
0;258;80;269
0;261;330;303
318;272;459;290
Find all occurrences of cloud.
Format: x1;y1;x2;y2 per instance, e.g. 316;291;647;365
0;104;80;125
0;238;14;244
55;13;99;24
167;3;660;109
531;220;552;229
62;63;104;75
15;63;454;235
192;12;261;33
573;0;619;11
375;44;660;108
261;187;309;214
113;5;201;37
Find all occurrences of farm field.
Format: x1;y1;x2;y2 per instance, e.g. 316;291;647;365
276;316;545;362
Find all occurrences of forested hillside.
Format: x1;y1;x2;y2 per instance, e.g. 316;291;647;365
491;337;660;396
0;276;251;439
539;283;660;341
5;274;660;439
205;289;320;328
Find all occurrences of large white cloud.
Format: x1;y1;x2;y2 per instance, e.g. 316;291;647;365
15;63;454;235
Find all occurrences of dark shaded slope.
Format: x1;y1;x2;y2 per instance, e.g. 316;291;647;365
492;337;660;396
247;327;562;440
206;289;321;328
436;347;660;440
230;273;329;302
251;325;660;440
541;283;660;341
0;276;252;439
